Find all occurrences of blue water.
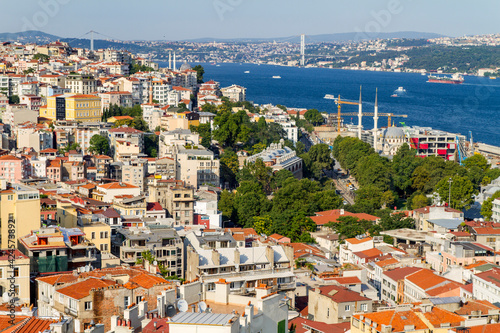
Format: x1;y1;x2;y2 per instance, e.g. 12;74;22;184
165;62;500;146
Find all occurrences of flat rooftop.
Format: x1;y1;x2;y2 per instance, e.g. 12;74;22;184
380;228;429;241
170;312;235;326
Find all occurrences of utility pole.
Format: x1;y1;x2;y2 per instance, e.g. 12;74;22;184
448;177;453;208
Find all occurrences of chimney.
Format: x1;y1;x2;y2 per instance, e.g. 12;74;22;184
340;209;344;215
265;246;275;266
215;279;230;304
255;284;272;299
212;250;220;266
234;248;240;267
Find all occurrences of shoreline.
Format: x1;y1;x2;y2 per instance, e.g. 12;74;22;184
158;60;489;78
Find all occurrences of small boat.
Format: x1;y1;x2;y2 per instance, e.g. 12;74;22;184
421;72;426;76
272;76;281;79
216;64;220;67
396;87;406;93
324;94;335;100
490;77;497;79
244;71;250;74
391;94;398;98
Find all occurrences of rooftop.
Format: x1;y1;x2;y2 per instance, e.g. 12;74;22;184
170;312;234;326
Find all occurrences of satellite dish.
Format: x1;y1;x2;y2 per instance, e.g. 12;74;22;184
153;261;158;266
166;304;176;317
198;301;207;313
85;265;90;272
177;299;188;312
2;292;10;303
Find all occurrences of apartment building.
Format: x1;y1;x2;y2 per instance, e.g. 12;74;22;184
147;178;194;226
308;285;372;324
220;84;246;102
41;94;102;122
65;74;97;95
185;245;295;296
19;226;98;273
0;182;40;249
112;227;183;277
0;249;30;304
245;141;303;179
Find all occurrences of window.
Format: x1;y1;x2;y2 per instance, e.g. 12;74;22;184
345;305;350;312
207;283;215;291
13;267;19;277
91;232;95;240
124;296;130;308
136;296;142;304
0;268;2;278
84;301;92;310
327;308;330;318
59;294;64;303
360;303;367;311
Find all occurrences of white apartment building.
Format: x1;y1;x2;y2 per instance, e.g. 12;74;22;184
473;267;500;304
492;198;500;222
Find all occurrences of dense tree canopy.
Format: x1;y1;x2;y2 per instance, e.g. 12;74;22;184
88;135;110;155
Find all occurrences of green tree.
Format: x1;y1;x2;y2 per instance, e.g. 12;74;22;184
463;154;489;171
378;210;415;230
192;65;205;83
436;175;476;210
33;53;50;62
304;109;324;126
411;193;430;210
8;95;19;104
219;190;237;222
481;190;500;220
354;154;392;192
220;150;239;188
392;144;421;197
253;215;272;235
88;135;110;155
271;169;294;191
302;143;333;179
190;123;212;148
213;110;251;148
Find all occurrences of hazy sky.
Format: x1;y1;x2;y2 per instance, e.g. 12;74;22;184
1;0;498;40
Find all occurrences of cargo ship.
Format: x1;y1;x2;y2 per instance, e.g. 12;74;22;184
427;73;464;84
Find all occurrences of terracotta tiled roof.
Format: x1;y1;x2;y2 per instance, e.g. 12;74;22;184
10;317;53;333
406;269;449;291
0;155;20;161
97;182;139;190
57;277;117;299
474;267;500;288
36;273;78;286
147;202;163;211
123;273;168;290
420;306;464;328
310;209;379;225
353;247;383;259
354;309;428;332
317;285;370;303
383;267;423;282
288;317;350;333
426;281;462;296
327;276;362;285
0;315;30;332
143;318;170;333
464;323;500;333
345;236;373;245
375;257;399;268
455;299;500;316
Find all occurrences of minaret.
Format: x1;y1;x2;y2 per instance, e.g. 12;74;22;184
173;52;177;71
373;88;379;151
169;52;172;69
357;86;362;140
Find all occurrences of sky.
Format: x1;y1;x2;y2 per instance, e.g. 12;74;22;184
0;0;499;41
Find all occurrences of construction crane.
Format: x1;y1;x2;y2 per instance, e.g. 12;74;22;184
340;112;407;128
334;91;361;134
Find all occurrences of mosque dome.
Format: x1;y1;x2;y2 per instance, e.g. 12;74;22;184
180;62;192;71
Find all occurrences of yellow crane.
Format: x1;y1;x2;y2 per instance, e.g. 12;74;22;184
334;95;360;133
339;112;408;128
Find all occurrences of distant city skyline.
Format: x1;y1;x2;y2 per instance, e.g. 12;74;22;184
0;0;499;41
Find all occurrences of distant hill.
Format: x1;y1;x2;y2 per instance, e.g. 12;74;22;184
0;30;60;43
185;31;446;43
